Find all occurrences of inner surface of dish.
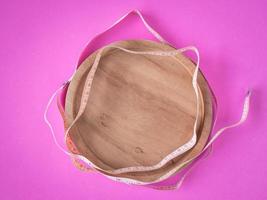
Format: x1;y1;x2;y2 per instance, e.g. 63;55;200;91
65;40;207;171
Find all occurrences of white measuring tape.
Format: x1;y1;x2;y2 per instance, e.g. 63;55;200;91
44;9;251;188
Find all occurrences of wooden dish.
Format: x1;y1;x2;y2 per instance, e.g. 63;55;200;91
64;40;211;177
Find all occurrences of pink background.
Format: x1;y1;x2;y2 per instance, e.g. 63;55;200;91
1;0;266;199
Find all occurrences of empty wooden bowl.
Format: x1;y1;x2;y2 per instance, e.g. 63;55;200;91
62;40;214;182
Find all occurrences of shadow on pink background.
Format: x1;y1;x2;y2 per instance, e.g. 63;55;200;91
0;0;266;199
